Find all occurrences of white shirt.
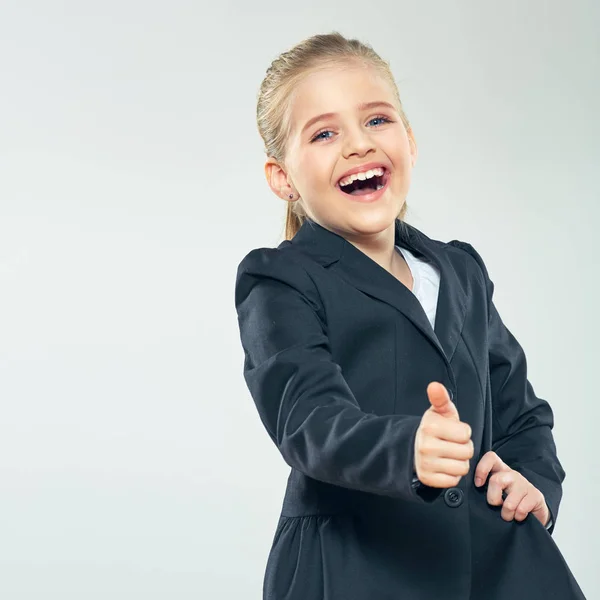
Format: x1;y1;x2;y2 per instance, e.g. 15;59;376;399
395;245;553;531
395;245;439;331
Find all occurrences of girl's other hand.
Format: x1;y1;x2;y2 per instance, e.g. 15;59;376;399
474;451;550;527
413;382;474;488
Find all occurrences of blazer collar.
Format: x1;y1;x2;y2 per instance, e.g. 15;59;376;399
287;217;467;364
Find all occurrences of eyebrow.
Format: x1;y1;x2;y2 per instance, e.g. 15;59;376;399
300;101;397;136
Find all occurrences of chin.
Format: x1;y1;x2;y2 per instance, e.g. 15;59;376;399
342;213;397;237
355;204;401;229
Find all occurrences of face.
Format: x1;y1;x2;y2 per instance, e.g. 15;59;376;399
266;62;418;241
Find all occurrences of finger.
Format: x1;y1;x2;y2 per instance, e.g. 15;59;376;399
426;382;459;420
420;436;474;461
474;451;506;487
487;472;513;507
532;504;550;528
417;472;463;489
517;488;546;524
501;486;528;522
513;492;537;522
419;456;471;478
423;413;472;444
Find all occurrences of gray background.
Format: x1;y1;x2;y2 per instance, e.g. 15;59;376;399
1;1;598;598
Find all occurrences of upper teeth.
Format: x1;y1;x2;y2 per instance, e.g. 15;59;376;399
339;167;385;187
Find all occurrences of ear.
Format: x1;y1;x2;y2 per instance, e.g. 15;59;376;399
265;158;298;201
407;127;418;168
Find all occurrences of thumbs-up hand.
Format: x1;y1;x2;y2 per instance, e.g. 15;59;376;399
413;382;474;488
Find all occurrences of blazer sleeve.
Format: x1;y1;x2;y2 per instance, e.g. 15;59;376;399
449;240;566;535
234;247;442;504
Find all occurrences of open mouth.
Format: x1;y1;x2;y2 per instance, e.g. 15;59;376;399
337;168;389;196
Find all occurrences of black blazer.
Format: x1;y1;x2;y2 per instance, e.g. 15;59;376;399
234;217;584;599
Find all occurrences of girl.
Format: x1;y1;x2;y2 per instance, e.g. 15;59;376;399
234;32;585;599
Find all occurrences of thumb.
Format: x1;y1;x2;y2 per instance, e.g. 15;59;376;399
427;382;459;419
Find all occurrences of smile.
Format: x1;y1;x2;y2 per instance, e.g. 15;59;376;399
336;168;390;203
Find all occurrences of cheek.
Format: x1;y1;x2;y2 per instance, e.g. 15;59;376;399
384;132;412;164
299;154;334;189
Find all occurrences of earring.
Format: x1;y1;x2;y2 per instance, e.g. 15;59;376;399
288;193;294;199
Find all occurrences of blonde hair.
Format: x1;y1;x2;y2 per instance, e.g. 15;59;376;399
256;31;411;240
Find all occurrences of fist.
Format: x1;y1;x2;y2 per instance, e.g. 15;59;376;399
414;382;474;488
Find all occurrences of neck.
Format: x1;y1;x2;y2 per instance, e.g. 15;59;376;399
343;222;397;274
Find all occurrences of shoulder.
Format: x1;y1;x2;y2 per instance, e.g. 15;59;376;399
236;245;312;287
235;245;323;315
442;239;494;306
445;239;490;285
404;222;490;286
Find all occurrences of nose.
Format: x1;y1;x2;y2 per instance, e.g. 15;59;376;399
341;126;376;159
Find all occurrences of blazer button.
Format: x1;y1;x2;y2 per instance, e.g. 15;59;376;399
444;487;463;508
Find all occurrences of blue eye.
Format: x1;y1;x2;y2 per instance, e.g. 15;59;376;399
368;116;392;127
312;130;333;142
310;115;393;143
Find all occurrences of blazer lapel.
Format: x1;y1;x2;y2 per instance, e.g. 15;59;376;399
288;218;467;365
400;222;468;363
